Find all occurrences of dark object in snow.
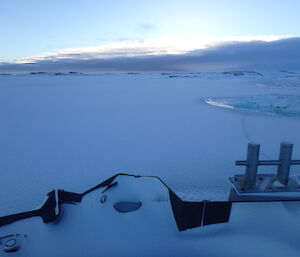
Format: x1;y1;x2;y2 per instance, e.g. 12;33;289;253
1;170;300;231
1;142;300;231
0;174;120;228
222;70;263;76
2;235;20;252
0;173;232;231
100;195;107;203
169;191;232;231
102;181;118;193
0;190;82;227
113;201;142;213
202;201;232;226
169;190;203;230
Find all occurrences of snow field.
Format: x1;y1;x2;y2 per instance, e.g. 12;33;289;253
0;73;300;215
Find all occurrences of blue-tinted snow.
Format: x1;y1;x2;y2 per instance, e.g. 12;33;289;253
0;72;300;216
2;175;300;257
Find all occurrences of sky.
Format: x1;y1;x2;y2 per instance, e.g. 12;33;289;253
1;0;300;72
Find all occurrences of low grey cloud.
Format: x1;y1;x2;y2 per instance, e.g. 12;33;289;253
1;38;300;73
138;22;157;32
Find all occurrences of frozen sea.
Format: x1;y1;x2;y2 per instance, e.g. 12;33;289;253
1;71;300;215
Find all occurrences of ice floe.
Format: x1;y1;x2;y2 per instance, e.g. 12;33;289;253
205;94;300;116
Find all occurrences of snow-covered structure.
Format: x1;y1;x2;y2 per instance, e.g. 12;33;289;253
1;142;300;256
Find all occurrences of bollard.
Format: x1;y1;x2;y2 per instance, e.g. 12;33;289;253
276;142;293;185
244;142;260;187
234;142;300;193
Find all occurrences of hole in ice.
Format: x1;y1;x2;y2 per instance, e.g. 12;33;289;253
113;201;142;213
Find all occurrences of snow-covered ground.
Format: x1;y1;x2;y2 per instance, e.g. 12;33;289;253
2;174;300;257
1;71;300;216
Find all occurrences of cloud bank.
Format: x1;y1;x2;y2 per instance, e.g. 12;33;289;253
1;37;300;73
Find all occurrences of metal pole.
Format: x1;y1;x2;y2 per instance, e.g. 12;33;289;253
244;142;260;187
277;142;293;185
